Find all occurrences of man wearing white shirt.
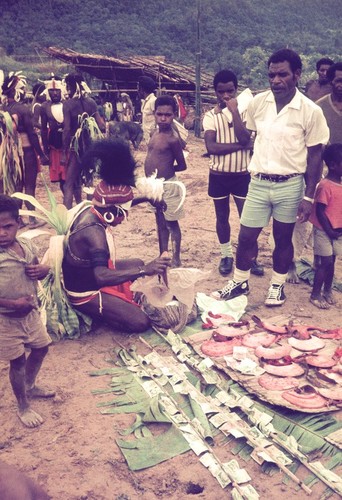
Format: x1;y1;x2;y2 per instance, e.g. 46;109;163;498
219;49;330;306
138;76;157;145
203;70;263;277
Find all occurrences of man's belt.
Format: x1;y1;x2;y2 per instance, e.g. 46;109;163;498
253;173;302;183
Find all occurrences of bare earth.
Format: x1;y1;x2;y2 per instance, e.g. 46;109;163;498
0;133;341;499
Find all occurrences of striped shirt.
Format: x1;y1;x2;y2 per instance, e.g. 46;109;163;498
203;108;250;174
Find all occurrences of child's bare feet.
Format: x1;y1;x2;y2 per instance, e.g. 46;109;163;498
322;291;337;305
27;386;55;399
18;407;44;427
310;296;330;309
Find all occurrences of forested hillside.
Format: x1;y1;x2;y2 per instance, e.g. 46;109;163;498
0;0;341;87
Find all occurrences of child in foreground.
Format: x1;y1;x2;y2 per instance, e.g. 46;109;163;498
0;195;54;427
144;95;187;267
309;143;342;309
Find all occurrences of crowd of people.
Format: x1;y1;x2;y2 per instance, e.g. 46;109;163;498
0;48;341;430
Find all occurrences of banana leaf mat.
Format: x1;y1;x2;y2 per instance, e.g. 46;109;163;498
90;327;342;497
182;314;341;413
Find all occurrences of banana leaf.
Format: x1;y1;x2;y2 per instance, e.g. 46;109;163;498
12;174;71;234
14;181;93;338
152;328;342;493
0;110;23;194
72;112;103;160
267;410;342;457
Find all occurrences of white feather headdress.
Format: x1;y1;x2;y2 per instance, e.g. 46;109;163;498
42;73;67;100
1;71;27;102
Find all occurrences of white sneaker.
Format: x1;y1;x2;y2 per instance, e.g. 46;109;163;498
265;284;286;307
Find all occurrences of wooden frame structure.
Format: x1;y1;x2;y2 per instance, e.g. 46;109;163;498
43;46;214;96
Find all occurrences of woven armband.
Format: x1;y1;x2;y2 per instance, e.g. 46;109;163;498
89;249;110;268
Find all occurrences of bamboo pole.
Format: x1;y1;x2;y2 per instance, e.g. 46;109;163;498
194;0;202;138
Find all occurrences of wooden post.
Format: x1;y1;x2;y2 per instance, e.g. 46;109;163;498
194;0;202;138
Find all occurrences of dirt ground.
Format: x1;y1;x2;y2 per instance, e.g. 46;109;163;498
0;133;341;499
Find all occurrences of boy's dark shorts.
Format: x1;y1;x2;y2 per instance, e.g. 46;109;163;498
0;309;52;361
208;171;251;199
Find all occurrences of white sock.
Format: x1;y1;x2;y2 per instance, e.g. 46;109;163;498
233;268;250;283
220;242;233;258
271;270;287;286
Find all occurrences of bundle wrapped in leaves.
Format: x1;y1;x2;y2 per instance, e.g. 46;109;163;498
140;296;198;334
38;235;92;339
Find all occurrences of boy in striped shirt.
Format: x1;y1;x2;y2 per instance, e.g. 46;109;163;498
203;70;263;277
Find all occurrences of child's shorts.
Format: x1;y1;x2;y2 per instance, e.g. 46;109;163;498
0;309;52;361
163;176;185;222
313;227;342;257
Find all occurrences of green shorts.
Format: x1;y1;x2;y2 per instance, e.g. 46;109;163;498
241;175;304;227
0;309;52;361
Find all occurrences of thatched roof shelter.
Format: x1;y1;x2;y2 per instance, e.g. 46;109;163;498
43;47;214;96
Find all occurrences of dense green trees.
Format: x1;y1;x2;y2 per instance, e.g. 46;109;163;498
0;0;341;89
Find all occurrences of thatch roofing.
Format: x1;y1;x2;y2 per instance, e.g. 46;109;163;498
43;47;214;94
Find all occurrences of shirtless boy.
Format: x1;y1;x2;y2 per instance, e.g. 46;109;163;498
144;95;187;267
0;195;54;427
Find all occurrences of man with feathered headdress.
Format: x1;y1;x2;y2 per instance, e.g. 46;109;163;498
0;70;23;200
40;75;67;194
1;71;49;228
62;138;170;333
62;73;106;209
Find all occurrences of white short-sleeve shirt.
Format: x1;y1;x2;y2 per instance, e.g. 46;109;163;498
246;89;330;175
141;93;157;137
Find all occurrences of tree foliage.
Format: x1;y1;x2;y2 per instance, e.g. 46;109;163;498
0;0;341;89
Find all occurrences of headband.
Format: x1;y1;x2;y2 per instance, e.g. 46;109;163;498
92;181;133;208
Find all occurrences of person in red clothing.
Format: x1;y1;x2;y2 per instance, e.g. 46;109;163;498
309;143;342;309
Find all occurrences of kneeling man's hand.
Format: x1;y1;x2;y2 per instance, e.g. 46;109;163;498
144;256;171;276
